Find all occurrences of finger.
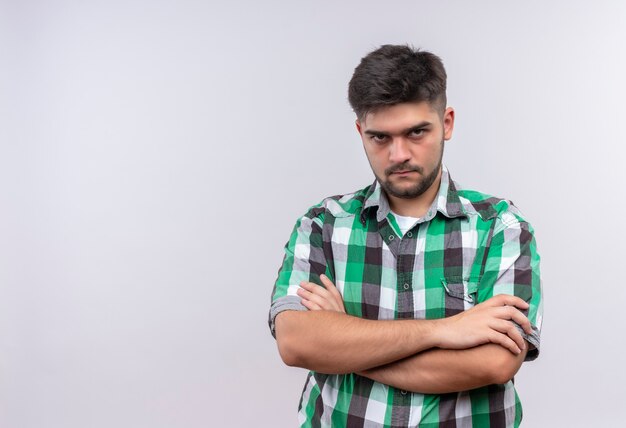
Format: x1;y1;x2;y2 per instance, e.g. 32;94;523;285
491;320;526;351
501;306;533;335
320;275;345;308
297;287;338;311
299;280;322;291
300;281;332;299
490;294;529;310
297;287;319;304
320;275;340;296
489;331;522;355
301;298;322;311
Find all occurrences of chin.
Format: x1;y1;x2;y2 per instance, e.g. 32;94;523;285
384;185;423;199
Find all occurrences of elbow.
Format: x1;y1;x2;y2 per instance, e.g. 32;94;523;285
487;348;526;385
273;310;345;373
274;311;306;368
277;335;302;367
490;364;518;385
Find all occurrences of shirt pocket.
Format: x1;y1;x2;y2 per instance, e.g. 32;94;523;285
441;276;479;316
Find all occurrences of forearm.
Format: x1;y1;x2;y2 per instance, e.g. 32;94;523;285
275;310;440;374
359;343;527;394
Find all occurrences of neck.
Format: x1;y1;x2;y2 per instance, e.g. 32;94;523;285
387;168;442;218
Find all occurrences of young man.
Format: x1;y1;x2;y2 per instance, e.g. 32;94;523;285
269;45;542;427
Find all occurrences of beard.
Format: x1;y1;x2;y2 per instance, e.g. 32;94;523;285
377;140;444;199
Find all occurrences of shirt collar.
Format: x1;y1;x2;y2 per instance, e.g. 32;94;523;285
360;164;468;224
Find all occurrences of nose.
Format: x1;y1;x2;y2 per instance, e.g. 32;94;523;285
389;138;412;164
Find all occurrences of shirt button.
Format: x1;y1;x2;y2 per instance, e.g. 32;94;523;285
406;231;413;237
400;390;408;395
403;283;410;290
388;235;394;240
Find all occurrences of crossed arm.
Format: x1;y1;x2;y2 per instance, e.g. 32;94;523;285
275;275;531;394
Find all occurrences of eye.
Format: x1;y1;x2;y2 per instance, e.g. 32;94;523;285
371;134;389;144
409;129;426;138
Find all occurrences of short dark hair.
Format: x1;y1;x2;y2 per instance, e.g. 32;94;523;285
348;44;447;120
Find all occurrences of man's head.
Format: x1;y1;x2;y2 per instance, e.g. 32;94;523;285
349;45;454;206
348;44;447;121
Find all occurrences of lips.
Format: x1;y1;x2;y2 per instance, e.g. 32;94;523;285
390;170;417;175
386;163;423;176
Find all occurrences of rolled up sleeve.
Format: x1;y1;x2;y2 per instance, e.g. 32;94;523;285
268;212;327;338
478;210;543;361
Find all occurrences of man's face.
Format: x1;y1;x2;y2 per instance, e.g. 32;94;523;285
356;101;455;200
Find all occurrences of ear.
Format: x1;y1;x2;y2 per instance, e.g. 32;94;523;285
355;119;362;135
443;107;455;140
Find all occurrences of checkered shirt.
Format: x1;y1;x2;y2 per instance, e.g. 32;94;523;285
269;165;543;428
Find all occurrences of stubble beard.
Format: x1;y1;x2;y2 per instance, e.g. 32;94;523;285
377;140;445;200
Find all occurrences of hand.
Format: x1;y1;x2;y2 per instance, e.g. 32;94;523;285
297;274;346;314
435;294;532;355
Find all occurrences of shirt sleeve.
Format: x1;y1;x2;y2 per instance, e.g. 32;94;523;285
268;211;328;339
477;208;543;361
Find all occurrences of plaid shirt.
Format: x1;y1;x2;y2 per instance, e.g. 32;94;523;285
269;165;542;428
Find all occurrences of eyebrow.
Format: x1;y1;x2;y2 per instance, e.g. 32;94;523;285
363;121;432;136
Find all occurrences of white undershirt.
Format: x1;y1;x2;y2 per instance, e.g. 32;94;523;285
391;211;421;236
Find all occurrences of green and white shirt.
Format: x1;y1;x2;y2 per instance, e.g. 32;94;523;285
269;165;543;428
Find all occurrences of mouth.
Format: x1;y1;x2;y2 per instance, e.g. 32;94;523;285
390;170;418;176
385;163;423;177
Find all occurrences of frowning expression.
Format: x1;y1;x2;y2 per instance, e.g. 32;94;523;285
356;101;455;200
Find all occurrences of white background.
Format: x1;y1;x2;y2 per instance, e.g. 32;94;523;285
1;1;625;427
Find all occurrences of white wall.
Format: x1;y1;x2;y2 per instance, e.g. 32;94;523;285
1;1;624;426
